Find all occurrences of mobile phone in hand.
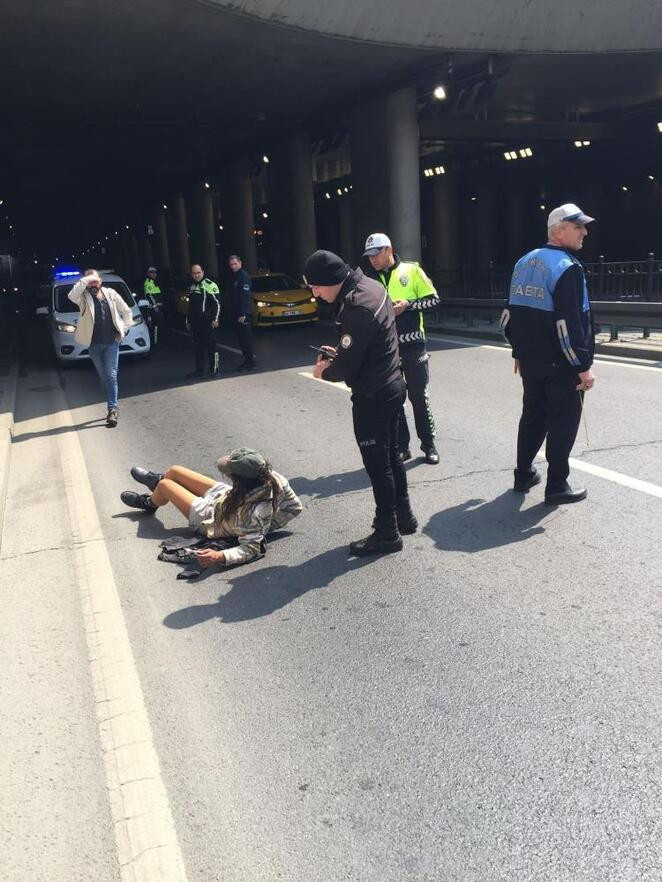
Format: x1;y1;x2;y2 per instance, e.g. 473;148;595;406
309;345;335;359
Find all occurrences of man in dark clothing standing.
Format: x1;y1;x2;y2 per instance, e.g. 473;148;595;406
304;249;417;556
186;263;221;379
501;203;596;505
228;254;256;372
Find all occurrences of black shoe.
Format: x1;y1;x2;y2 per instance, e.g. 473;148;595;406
396;510;418;535
513;468;542;493
349;532;403;556
397;448;412;463
120;491;157;513
544;484;587;506
106;408;118;428
130;466;164;492
422;446;439;465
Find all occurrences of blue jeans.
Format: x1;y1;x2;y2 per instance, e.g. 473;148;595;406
88;341;120;410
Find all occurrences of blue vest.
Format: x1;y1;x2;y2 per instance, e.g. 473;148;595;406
508;247;589;313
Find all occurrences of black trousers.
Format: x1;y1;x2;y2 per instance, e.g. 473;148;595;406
397;342;436;452
236;319;255;364
192;324;217;374
516;361;583;492
352;379;409;535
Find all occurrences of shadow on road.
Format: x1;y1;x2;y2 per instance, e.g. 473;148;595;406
423;491;550;552
163;545;375;626
290;467;370;500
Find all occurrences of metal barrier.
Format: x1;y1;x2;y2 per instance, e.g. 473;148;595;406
433;254;662;304
430;298;662;341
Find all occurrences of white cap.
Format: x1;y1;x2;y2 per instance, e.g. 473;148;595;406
363;232;392;256
547;203;595;229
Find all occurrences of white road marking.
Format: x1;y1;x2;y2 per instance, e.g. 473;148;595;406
299;370;661;500
568;458;662;499
48;390;189;881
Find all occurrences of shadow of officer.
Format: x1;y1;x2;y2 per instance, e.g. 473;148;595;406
423;491;550;554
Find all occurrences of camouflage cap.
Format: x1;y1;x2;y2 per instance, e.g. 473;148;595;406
217;447;267;479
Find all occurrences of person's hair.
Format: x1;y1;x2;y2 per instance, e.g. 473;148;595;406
228;254;241;262
191;263;203;272
83;268;98;276
218;461;279;521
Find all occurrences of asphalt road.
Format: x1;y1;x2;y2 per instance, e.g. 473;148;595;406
6;324;662;881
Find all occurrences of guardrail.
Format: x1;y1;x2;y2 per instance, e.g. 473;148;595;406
432;253;662;304
431;298;662;341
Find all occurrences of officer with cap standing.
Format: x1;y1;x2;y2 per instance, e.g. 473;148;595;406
361;233;440;465
186;263;221;379
501;203;596;505
143;266;163;304
304;249;418;556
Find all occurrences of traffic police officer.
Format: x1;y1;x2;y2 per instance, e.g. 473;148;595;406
501;203;596;505
305;249;418;556
143;266;163;304
361;233;440;465
228;254;256;371
186;263;221;379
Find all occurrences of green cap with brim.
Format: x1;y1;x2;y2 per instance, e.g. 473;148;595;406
217;447;267;479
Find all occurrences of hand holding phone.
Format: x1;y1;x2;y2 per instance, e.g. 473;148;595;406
309;345;336;360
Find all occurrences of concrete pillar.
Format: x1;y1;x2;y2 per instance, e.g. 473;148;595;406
505;191;525;265
129;234;141;288
154;206;170;272
224;162;257;273
268;131;317;276
170;193;191;276
350;88;421;263
189;186;219;279
432;173;459;275
138;232;153;275
386;88;421;262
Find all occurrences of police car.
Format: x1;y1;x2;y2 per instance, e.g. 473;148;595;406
37;269;151;362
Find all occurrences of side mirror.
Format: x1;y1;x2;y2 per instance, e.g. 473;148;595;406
137;298;150;308
36;306;50;316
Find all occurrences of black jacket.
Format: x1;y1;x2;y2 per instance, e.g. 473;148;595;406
321;268;401;396
229;268;253;319
187;279;221;330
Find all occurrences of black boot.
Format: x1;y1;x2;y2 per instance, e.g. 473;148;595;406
349;532;403;556
396;499;418;534
513;467;542;492
130;466;164;492
120;491;158;513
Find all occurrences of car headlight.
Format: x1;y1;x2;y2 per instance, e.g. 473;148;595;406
56;322;77;333
310;297;316;303
132;315;144;325
256;301;267;308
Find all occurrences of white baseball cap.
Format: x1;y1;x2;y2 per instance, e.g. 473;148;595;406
363;232;392;256
547;203;595;229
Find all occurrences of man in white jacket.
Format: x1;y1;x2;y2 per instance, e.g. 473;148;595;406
68;269;134;427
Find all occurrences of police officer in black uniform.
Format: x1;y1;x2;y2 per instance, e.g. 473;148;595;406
304;249;418;556
186;263;221;379
501;203;596;505
228;254;256;371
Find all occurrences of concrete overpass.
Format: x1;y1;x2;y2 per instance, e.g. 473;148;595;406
1;0;661;282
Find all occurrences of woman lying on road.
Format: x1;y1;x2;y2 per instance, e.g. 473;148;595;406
120;448;302;568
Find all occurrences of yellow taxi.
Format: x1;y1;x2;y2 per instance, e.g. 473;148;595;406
251;271;318;327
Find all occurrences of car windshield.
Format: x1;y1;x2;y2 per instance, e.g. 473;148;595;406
251;275;299;293
54;280;135;313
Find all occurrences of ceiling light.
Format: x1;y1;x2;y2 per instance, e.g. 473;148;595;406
325;192;330;199
649;175;655;181
337;188;342;195
657;122;662;133
262;211;268;218
263;154;270;163
583;140;590;146
204;182;210;189
574;140;583;147
433;85;447;101
621;185;628;191
471;196;477;202
504;152;512;160
434;166;445;175
540;204;546;210
162;204;168;210
218;224;224;230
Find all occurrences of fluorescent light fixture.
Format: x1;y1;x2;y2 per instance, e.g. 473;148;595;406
657;122;662;133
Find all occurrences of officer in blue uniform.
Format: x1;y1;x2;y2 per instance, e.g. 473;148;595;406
501;203;596;505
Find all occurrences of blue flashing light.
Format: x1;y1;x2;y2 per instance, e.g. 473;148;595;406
55;269;80;278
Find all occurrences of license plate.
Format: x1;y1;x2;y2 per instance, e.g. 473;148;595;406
283;310;301;317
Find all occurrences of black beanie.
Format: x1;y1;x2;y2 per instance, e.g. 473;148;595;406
303;250;350;286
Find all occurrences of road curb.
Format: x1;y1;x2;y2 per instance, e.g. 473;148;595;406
0;365;18;550
427;325;662;363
